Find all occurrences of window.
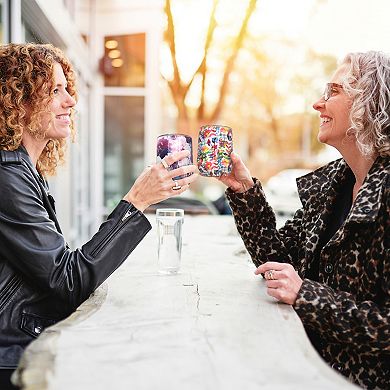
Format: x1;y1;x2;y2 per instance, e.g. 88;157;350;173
103;32;148;211
103;33;145;87
104;96;145;208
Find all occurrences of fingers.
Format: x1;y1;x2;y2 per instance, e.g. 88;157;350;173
172;173;199;187
170;172;199;192
155;151;196;180
230;152;246;169
264;279;287;289
163;150;190;166
255;261;289;275
254;261;303;305
167;164;197;180
148;162;198;190
170;183;190;195
230;151;241;163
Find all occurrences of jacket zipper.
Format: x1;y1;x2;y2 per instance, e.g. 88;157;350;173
0;274;23;313
90;206;135;257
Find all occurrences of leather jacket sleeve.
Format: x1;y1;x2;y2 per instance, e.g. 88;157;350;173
0;156;152;310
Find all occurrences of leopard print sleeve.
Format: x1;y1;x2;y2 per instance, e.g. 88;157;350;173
294;275;390;352
226;178;304;270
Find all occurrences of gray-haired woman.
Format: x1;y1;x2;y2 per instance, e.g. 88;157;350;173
219;51;390;389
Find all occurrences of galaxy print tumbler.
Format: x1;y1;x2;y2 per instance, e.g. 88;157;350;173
156;133;193;180
197;125;233;177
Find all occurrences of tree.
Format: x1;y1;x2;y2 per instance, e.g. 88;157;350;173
163;0;258;138
222;37;337;178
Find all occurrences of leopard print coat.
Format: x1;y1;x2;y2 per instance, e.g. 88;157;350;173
226;156;389;390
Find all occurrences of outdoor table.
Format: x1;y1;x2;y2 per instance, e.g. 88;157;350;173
15;215;358;390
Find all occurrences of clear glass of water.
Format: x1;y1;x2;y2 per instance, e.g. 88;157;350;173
156;209;184;274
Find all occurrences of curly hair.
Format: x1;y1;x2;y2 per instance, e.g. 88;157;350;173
0;43;77;176
340;51;390;157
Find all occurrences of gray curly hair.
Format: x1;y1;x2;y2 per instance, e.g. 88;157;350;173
340;51;390;157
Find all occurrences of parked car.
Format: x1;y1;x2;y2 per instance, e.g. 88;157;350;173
264;169;312;219
145;190;218;215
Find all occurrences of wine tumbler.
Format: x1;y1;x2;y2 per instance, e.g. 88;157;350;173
197;125;233;177
156;134;193;180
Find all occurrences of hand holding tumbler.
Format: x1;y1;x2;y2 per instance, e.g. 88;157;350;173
197;125;233;177
156;133;193;180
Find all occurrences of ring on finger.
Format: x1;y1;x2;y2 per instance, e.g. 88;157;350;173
161;159;169;169
266;269;275;280
172;180;182;191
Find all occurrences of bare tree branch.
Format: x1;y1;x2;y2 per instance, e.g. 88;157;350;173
196;0;218;120
164;0;189;123
209;0;257;122
163;0;257;131
165;0;182;95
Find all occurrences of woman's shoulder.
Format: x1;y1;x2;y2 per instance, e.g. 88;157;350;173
0;148;23;165
0;148;41;196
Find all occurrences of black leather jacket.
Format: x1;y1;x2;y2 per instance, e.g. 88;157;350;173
0;146;152;368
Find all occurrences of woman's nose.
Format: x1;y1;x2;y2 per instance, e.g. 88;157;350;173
313;97;325;111
63;92;76;108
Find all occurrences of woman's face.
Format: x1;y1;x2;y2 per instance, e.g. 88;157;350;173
313;63;352;152
42;62;76;140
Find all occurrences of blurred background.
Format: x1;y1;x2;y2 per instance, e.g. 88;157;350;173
2;0;389;245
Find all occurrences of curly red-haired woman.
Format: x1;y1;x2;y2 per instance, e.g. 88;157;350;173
0;43;197;389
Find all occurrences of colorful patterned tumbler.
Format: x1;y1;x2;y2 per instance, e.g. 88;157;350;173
156;133;193;180
197;125;233;177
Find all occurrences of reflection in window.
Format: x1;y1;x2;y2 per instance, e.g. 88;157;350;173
104;96;145;209
103;34;145;87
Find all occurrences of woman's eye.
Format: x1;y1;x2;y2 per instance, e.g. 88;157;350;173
53;88;59;95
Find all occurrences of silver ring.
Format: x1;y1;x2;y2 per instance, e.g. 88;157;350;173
161;159;169;169
172;180;181;191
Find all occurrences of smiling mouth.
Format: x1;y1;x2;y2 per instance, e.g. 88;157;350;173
56;115;69;120
320;117;332;126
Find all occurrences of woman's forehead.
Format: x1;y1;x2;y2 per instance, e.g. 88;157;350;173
331;63;350;83
53;63;67;83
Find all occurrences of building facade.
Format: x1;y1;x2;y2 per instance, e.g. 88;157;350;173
0;0;163;247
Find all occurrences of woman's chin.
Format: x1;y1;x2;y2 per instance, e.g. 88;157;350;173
317;132;328;145
46;127;71;140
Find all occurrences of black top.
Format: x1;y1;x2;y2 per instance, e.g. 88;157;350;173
305;169;355;355
306;169;355;282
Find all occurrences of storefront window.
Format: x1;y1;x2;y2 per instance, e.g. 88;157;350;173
104;96;145;209
103;33;145;87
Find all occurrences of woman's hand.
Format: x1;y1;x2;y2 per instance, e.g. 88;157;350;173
124;150;198;212
218;152;254;193
255;262;303;305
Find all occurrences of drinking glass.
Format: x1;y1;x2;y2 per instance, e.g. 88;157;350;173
156;208;184;274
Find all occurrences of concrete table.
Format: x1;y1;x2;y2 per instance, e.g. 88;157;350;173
14;216;358;390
